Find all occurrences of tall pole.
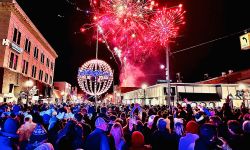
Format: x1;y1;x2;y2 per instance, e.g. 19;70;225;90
95;95;98;111
143;89;146;106
112;69;116;104
166;45;171;108
95;25;99;111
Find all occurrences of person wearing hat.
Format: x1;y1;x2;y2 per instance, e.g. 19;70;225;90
226;120;244;150
143;114;156;143
179;121;199;150
129;131;151;150
173;118;184;146
194;123;218;150
34;142;54;150
85;117;110;150
194;111;206;124
0;118;19;150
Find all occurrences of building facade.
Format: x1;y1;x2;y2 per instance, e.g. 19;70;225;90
122;83;250;108
0;0;58;102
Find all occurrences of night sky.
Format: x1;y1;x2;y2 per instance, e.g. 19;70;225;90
16;0;250;88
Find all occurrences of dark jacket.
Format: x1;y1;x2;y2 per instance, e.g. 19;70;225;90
0;136;18;150
194;137;219;150
151;129;178;150
85;128;110;150
227;134;244;150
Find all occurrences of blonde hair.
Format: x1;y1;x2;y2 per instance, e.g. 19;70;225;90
111;122;124;138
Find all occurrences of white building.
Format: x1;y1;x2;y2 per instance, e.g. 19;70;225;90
122;83;250;108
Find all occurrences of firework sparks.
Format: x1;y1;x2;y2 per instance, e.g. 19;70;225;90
148;4;185;46
84;0;185;86
88;0;158;64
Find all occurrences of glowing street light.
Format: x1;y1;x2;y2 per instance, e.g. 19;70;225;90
239;84;246;90
160;64;165;69
141;83;148;90
25;80;34;87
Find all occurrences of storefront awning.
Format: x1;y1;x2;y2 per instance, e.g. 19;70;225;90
179;93;221;101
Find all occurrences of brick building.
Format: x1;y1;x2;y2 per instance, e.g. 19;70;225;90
0;0;58;102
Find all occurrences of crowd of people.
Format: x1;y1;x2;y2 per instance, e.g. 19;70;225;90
0;99;250;150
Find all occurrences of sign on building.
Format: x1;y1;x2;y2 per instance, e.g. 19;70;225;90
240;33;250;50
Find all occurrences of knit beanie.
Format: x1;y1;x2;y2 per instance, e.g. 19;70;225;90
157;118;167;131
29;124;48;145
0;118;19;138
199;123;216;140
131;131;144;147
186;121;199;134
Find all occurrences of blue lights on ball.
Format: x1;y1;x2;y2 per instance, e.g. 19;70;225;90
78;69;111;77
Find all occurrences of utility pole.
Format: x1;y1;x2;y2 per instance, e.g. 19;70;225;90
165;45;171;108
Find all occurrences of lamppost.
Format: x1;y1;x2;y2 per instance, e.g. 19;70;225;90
165;45;171;108
141;83;147;106
160;46;171;108
25;79;34;104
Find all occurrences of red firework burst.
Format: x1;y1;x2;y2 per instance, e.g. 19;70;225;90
85;0;185;65
148;4;185;46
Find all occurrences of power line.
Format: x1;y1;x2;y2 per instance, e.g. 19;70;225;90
172;28;250;55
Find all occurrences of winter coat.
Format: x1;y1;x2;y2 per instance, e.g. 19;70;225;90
151;129;178;150
179;133;199;150
85;128;110;150
0;136;18;150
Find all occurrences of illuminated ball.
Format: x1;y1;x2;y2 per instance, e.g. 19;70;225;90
77;59;113;96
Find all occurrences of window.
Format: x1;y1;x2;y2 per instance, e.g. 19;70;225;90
24;38;31;53
34;47;39;59
9;52;18;70
50;62;54;71
46;58;50;68
49;76;53;84
45;73;48;83
41;53;45;64
39;70;43;81
22;60;29;74
12;28;21;45
31;65;37;78
9;53;14;69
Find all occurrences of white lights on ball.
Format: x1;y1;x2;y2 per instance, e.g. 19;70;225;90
77;59;113;96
